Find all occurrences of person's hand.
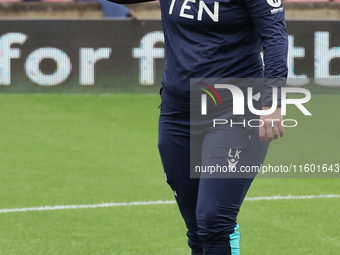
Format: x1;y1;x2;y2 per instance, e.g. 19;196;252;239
259;106;284;143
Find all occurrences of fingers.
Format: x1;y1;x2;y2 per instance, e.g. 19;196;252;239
279;122;285;137
272;120;285;139
266;123;274;142
259;119;284;143
259;125;267;143
272;124;279;140
259;106;285;143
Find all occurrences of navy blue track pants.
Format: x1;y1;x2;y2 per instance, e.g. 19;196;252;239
158;89;270;255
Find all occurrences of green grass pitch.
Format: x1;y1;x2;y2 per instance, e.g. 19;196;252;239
0;94;339;254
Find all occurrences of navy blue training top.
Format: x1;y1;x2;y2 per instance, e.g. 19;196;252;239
111;0;288;106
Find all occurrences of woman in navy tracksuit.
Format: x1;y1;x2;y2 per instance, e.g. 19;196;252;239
109;0;288;254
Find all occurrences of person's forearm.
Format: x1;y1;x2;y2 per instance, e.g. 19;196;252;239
106;0;154;4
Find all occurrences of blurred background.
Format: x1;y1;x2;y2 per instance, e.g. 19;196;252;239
0;1;339;255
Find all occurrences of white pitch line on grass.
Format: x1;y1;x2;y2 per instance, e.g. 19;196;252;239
0;194;339;214
244;194;340;201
